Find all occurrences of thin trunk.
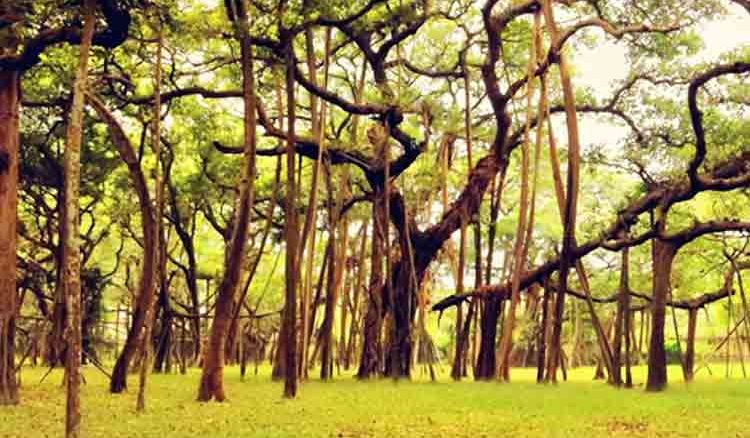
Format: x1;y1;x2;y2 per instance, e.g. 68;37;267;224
497;15;542;380
536;277;551;383
451;56;476;380
624;290;634;388
297;33;324;379
282;44;299;398
63;1;95;433
346;222;368;369
320;162;346;379
451;220;468;380
685;308;698;381
137;18;163;412
89;92;158;393
613;244;629;386
542;0;584;383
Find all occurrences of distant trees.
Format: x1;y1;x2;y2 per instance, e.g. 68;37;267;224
0;0;749;413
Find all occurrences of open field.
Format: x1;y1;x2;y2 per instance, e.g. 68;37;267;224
3;364;749;438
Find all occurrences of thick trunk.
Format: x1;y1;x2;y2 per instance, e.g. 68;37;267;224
646;239;676;391
475;295;501;380
357;190;386;379
0;70;19;406
384;259;417;378
198;1;257;401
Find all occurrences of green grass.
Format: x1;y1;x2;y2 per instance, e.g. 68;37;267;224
2;363;750;437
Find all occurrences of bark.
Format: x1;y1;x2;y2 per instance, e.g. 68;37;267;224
0;69;19;406
88;94;158;393
685;308;698;381
613;243;630;386
476;245;512;380
542;0;584;383
137;19;163;412
282;43;299;398
470;221;482;374
198;0;257;402
646;239;677;391
63;1;95;433
536;277;551;383
357;189;386;379
320;163;346;380
297;28;330;379
49;193;68;367
451;58;477;380
497;15;541;380
167;181;201;360
344;228;366;369
624;289;634;388
450;220;468;380
384;201;421;379
153;280;174;373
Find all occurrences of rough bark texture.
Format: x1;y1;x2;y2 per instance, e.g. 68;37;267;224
63;1;95;433
0;70;20;406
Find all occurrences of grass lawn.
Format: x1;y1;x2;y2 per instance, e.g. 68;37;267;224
2;363;749;437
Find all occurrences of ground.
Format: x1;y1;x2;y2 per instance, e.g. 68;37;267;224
2;363;749;437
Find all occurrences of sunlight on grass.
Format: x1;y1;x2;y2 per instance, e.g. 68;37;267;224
2;363;749;437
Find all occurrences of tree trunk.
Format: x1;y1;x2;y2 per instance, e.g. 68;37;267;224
320;164;346;380
496;12;540;381
476;244;512;380
475;295;501;380
451;220;468;380
344;231;366;369
0;68;20;407
88;92;159;393
647;239;676;391
536;278;552;382
282;44;299;398
63;1;95;433
357;189;386;379
198;0;257;402
153;285;173;373
49;191;68;367
542;0;584;383
612;244;630;386
685;307;698;381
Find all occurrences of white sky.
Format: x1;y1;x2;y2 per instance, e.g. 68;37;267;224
572;5;750;153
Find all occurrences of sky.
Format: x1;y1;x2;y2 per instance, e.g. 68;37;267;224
573;3;750;153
